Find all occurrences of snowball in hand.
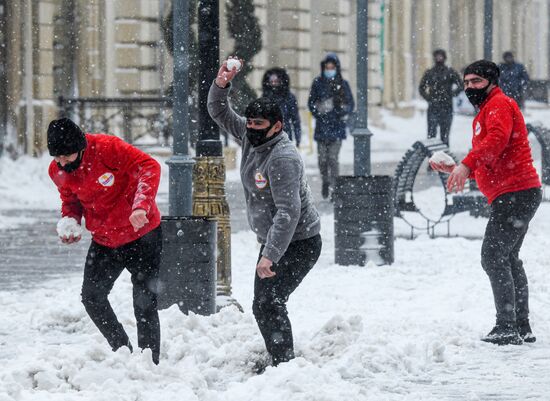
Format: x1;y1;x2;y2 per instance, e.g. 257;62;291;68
226;58;241;71
429;151;456;166
56;217;82;238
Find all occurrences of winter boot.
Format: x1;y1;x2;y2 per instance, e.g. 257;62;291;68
481;323;523;345
517;319;536;343
321;181;330;199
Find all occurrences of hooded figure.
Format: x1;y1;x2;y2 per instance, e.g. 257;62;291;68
261;67;302;147
307;53;355;199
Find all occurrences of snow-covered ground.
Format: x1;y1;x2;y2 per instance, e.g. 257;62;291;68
1;105;550;400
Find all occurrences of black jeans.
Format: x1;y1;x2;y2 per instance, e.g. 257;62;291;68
81;226;162;363
253;234;322;365
317;140;342;188
481;188;541;325
427;104;453;145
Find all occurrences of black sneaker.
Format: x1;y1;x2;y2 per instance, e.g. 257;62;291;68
481;324;523;345
321;182;330;199
518;319;536;343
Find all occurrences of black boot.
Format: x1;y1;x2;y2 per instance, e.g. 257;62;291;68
321;181;330;199
517;319;536;343
481;323;523;345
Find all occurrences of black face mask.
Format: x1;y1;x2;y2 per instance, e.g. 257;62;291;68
246;125;277;147
465;83;491;107
57;151;84;173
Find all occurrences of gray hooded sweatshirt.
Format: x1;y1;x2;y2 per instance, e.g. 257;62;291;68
208;82;321;263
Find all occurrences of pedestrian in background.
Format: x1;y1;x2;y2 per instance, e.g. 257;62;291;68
419;49;462;145
431;60;541;346
308;53;354;200
262;67;302;147
47;118;163;364
499;51;530;109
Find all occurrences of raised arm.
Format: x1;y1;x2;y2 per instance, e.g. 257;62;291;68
207;58;247;141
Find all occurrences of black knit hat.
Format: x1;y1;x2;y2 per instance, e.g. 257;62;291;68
47;118;87;156
463;60;500;85
244;97;283;127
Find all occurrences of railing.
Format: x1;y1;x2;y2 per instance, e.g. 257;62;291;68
58;96;173;147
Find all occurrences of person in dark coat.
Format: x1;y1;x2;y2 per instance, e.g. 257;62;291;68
262;67;302;147
308;53;355;200
499;51;530;109
419;49;462;145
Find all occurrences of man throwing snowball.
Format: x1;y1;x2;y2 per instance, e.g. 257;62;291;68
47;118;163;364
208;58;321;370
430;60;541;345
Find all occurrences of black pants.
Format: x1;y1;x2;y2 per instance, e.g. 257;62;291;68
317;140;342;188
81;226;162;363
481;188;541;325
253;234;322;365
427;105;453;145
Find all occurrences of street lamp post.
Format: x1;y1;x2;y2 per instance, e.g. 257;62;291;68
333;1;394;267
483;0;493;60
167;0;195;216
353;0;373;176
193;0;236;309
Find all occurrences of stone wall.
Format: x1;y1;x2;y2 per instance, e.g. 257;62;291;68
2;0;549;154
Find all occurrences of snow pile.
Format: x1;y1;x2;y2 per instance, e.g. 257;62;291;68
2;210;550;400
56;217;82;239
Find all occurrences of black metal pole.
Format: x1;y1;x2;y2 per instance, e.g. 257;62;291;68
196;0;222;157
167;0;195;216
0;0;7;158
483;0;493;60
353;0;373;176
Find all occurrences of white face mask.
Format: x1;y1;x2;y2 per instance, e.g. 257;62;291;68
324;69;337;79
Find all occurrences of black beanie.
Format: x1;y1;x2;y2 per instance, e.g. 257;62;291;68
244;97;283;127
463;60;500;85
47;118;87;156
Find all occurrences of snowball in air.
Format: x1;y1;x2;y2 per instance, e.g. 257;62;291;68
429;151;455;166
226;58;241;71
57;217;82;238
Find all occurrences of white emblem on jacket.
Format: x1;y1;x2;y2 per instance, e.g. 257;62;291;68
255;172;268;189
98;172;115;187
475;121;482;136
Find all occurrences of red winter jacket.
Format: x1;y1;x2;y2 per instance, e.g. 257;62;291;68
49;134;161;248
461;87;540;204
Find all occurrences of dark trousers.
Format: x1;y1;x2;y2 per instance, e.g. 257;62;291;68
317;140;342;188
427;105;453;145
81;226;162;363
481;188;541;325
253;234;322;365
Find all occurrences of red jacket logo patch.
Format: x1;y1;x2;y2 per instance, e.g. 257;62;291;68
98;172;115;187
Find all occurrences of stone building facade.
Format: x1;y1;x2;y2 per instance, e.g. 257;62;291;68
0;0;548;155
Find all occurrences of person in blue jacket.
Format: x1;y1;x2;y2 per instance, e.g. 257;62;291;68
308;53;355;200
262;67;302;147
499;51;530;110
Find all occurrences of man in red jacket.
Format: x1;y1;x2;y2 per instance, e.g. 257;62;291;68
47;118;163;363
431;60;541;346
